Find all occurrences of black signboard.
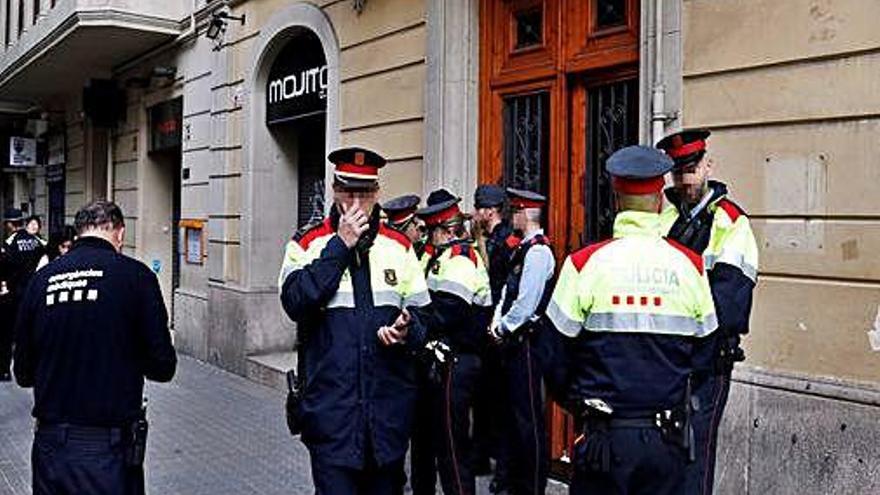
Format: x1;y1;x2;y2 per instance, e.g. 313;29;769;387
150;98;183;152
266;30;327;126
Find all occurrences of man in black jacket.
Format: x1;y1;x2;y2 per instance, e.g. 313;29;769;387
14;200;177;495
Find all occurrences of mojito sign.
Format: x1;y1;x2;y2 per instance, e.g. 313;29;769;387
266;30;327;125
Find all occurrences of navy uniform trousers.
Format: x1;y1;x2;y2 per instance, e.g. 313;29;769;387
311;455;405;495
684;367;732;495
411;363;438;495
570;427;687;495
33;424;144;495
502;336;548;495
433;353;481;495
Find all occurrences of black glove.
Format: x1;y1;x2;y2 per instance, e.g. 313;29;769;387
574;426;614;474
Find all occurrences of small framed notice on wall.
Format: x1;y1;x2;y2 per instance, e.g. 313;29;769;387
179;219;206;265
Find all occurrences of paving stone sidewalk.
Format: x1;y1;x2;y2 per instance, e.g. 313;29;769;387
0;355;566;494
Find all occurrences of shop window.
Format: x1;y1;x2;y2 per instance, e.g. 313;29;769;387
595;0;627;30
584;79;638;242
503;91;549;196
514;7;543;50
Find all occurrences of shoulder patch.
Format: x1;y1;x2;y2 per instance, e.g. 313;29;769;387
296;218;333;250
379;224;412;249
505;234;521;249
665;238;705;275
570;238;617;271
717;199;746;223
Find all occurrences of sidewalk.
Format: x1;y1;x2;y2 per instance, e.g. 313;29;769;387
0;355;566;494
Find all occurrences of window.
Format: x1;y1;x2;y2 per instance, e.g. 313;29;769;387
514;7;542;49
33;0;39;24
595;0;627;30
585;79;638;242
503;91;550;196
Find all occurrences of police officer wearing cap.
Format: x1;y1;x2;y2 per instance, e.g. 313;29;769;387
0;208;45;381
279;147;431;494
487;187;554;495
657;129;758;495
382;194;425;255
544;146;718;494
13;200;177;494
416;189;492;495
470;184;519;488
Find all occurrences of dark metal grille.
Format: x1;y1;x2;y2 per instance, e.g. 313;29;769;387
515;8;543;49
503;92;549;196
585;78;638;243
596;0;627;29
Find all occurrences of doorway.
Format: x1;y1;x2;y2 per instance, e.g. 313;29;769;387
479;0;641;476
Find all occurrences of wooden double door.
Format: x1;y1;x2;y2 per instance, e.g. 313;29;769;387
478;0;641;473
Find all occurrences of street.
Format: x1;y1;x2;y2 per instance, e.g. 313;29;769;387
0;355;565;495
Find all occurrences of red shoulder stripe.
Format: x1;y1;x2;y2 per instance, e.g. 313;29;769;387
717;199;746;223
570;238;617;271
298;218;333;250
450;243;478;266
665;238;704;275
379;224;413;249
506;234;521;249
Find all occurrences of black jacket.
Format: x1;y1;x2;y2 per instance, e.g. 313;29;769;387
13;236;177;426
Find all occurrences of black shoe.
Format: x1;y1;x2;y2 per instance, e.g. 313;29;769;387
0;371;11;382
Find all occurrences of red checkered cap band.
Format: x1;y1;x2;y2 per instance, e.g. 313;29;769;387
611;176;666;194
510;197;544;209
423;204;461;226
666;140;706;159
335;162;379;180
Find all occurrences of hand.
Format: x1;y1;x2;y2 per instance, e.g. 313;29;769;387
488;321;505;345
393;309;411;329
378;325;408;346
338;199;370;248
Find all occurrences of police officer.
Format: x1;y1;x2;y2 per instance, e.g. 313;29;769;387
488;188;555;495
470;184;518;489
13;200;177;494
380;193;436;495
279;147;431;495
415;189;492;495
0;208;45;381
382;194;425;254
544;146;717;494
657;129;758;495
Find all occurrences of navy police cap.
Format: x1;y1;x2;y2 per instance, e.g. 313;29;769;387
382;194;421;224
474;184;506;208
656;129;711;168
606;145;674;194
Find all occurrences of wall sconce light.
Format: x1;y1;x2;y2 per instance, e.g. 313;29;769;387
206;11;246;43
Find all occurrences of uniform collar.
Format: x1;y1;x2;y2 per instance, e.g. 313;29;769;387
72;236;117;252
489;220;511;239
613;211;665;238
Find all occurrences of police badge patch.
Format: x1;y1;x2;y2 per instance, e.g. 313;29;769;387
384;269;398;286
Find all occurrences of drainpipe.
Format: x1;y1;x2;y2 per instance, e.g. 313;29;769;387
106;129;114;201
651;0;666;144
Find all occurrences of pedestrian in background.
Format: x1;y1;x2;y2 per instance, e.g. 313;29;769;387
36;225;77;271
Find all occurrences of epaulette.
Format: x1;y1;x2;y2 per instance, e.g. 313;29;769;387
716;198;746;223
505;234;521;249
293;218;333;250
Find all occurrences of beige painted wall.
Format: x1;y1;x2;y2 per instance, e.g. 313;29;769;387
683;0;880;384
